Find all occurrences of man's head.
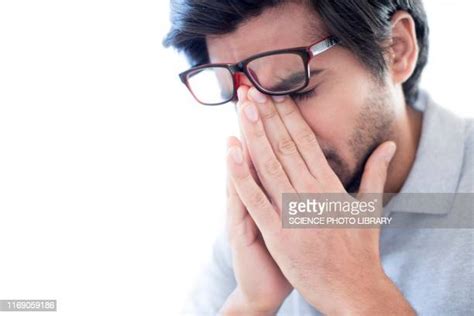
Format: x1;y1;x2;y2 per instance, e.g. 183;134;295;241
164;0;429;192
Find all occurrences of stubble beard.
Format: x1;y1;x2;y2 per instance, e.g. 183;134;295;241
324;85;396;193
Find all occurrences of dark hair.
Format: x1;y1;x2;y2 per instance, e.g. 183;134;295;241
163;0;429;105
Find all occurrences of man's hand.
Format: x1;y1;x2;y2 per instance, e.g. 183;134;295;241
225;86;415;315
219;171;292;315
219;129;292;314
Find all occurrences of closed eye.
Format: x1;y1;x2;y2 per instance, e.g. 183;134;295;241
289;87;317;102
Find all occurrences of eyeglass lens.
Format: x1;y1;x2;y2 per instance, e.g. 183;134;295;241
186;52;307;105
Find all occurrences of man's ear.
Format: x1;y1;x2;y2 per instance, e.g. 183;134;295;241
387;11;419;85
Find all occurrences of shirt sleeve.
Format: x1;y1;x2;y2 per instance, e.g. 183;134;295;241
182;229;236;315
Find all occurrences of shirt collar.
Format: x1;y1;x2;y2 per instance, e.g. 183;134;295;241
384;91;466;215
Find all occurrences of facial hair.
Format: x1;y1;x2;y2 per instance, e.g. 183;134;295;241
324;86;395;193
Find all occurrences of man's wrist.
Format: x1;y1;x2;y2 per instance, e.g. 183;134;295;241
327;273;416;315
219;288;279;316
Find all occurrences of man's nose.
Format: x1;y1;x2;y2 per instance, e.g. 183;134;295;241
235;72;254;90
233;72;257;104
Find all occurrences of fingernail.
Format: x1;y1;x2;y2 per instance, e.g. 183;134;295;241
272;95;286;103
243;103;259;122
237;87;247;102
248;88;267;104
228;146;243;164
383;142;397;163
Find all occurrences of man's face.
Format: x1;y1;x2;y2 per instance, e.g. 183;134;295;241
206;2;396;192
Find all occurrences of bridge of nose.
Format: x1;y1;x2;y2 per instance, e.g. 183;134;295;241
234;72;253;89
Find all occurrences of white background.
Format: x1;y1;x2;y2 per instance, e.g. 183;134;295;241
0;1;472;315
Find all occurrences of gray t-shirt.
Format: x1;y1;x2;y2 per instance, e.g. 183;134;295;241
185;91;474;315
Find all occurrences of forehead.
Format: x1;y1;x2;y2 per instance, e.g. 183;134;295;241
206;2;326;64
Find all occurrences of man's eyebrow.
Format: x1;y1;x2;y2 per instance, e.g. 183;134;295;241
270;68;324;91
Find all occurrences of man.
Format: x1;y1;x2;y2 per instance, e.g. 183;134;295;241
164;0;473;314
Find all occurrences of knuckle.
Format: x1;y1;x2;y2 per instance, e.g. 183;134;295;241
301;177;318;192
364;163;384;180
296;130;317;147
277;138;298;156
263;158;284;178
233;169;252;181
249;190;268;209
280;103;297;117
251;125;266;138
261;108;278;120
364;164;383;179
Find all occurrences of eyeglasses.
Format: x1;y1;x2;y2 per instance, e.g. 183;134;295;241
178;36;339;106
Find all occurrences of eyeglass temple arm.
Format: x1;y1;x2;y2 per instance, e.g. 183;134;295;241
310;37;339;56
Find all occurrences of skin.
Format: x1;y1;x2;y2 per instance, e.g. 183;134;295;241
205;2;422;315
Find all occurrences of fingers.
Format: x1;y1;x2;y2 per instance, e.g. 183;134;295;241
227;136;248;224
247;87;317;192
357;141;397;197
237;87;262;188
227;138;281;235
236;88;296;212
240;132;263;188
271;92;334;181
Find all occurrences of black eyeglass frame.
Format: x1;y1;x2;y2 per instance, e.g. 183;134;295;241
179;36;340;106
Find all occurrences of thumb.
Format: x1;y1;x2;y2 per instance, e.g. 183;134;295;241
357;141;397;197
